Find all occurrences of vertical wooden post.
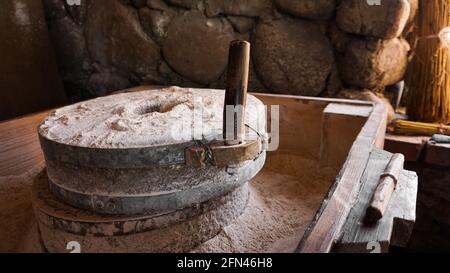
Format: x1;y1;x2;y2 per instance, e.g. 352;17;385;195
223;40;251;146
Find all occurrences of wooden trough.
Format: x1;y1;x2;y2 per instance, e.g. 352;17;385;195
28;86;417;253
254;92;417;253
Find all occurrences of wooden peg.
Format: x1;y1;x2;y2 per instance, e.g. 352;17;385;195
223;40;250;146
365;153;405;224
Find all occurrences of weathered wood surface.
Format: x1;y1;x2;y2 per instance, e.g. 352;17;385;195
385;133;450;167
0;110;51;176
224;40;250;145
321;103;372;167
185;139;262;168
384;133;429;162
333;149;417;253
366;153;405;224
298;102;388;253
425;141;450;167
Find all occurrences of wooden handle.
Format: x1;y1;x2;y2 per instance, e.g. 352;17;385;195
185;139;261;168
223;40;250;146
365;153;405;224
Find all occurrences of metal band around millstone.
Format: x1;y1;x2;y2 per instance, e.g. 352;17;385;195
48;152;266;215
33;171;250;238
39;134;193;169
39;134;264;169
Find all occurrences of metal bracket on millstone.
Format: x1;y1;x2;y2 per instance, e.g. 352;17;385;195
185;139;262;168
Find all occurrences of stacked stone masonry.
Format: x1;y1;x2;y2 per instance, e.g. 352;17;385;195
42;0;418;100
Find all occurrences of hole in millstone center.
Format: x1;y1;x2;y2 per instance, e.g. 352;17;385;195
136;100;184;115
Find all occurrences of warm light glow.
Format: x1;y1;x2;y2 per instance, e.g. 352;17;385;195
439;27;450;48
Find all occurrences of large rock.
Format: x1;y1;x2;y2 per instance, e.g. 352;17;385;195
336;0;411;39
205;0;272;17
147;0;170;11
167;0;200;9
85;0;161;81
252;18;334;96
162;11;234;84
65;0;88;25
138;7;171;41
87;72;131;96
131;0;147;8
339;38;410;88
47;16;88;81
42;0;67;20
227;15;255;34
275;0;335;20
328;23;353;53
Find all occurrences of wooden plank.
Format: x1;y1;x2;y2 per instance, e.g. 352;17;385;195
298;102;388;253
253;94;329;160
333;149;417;253
321;103;371;167
323;103;373;118
384;133;429;162
0;110;51;176
424;141;450;167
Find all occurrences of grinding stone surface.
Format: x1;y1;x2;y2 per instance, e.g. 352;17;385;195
33;171;250;253
45;152;265;215
39;86;266;149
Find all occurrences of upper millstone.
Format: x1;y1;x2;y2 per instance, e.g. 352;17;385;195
39;86;266;149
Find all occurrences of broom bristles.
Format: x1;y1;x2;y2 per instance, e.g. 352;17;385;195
406;0;450;124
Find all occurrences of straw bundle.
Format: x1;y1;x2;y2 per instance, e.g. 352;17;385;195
405;0;450;124
394;120;450;136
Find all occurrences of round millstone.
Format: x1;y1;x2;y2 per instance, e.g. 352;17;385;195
38;86;267;215
32;171;250;253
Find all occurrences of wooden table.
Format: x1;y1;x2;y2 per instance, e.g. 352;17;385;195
385;133;450;167
0;111;51;176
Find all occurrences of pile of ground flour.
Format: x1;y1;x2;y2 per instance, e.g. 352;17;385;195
0;154;336;253
193;154;337;253
0;163;44;253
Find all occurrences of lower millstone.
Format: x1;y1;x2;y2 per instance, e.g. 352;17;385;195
45;151;265;215
33;170;250;253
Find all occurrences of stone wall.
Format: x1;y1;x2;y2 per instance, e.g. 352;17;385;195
42;0;417;101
